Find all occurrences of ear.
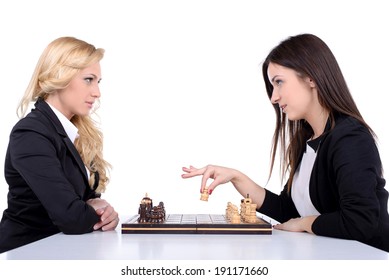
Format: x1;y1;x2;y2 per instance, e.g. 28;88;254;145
305;77;316;88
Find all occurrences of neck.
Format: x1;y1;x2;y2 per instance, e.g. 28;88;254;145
309;109;329;139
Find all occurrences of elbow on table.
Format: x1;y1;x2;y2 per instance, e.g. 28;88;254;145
56;217;98;235
60;226;94;235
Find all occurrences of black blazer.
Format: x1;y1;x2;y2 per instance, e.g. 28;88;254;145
0;99;100;253
259;114;389;252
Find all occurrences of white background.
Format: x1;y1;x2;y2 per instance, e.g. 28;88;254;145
0;0;388;218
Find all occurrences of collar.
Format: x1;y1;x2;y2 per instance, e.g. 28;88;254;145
305;116;332;152
46;102;79;143
307;136;322;152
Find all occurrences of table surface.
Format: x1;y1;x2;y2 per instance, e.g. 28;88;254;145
1;216;388;260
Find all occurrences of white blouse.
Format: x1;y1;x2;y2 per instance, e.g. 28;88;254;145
291;141;321;217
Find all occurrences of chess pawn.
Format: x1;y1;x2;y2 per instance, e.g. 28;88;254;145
231;213;241;224
158;202;166;221
150;207;159;223
138;203;148;223
200;186;209;201
246;204;258;223
226;202;233;219
231;205;240;223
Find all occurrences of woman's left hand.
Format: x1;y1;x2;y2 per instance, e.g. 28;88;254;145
93;204;119;231
87;198;119;231
273;216;318;234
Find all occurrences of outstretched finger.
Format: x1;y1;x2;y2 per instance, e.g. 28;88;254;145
181;165;205;178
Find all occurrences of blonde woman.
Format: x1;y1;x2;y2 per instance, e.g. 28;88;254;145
0;37;118;253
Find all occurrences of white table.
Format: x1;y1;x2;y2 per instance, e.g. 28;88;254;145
1;223;387;260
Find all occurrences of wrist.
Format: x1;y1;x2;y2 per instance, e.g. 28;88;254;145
302;216;318;233
230;168;243;185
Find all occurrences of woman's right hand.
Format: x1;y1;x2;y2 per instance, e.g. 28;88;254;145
181;165;238;194
182;164;266;208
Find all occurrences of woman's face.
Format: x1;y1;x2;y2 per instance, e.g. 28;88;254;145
267;62;318;122
47;62;102;119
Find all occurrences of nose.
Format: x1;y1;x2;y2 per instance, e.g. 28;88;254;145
92;85;101;98
270;89;280;104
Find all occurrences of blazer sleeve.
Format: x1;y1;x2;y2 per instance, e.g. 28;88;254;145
311;124;383;241
259;185;300;223
8;118;100;234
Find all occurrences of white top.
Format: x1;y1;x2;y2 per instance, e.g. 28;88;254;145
291;141;321;217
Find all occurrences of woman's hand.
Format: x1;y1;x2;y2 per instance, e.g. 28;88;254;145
273;216;318;234
87;198;119;231
181;165;237;194
182;164;266;208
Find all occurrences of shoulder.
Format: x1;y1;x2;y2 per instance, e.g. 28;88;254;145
8;108;66;156
320;115;379;159
12;99;62;136
10;109;62;147
12;108;52;135
325;115;373;142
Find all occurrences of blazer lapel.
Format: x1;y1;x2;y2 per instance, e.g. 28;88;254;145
34;98;89;184
62;136;89;182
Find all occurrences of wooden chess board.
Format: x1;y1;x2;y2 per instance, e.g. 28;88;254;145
121;214;272;235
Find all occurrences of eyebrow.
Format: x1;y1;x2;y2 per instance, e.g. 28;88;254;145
270;75;280;83
85;73;101;81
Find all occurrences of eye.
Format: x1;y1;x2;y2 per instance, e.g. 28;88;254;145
275;79;283;86
84;77;93;84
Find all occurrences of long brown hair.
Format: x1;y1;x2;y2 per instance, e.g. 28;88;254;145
262;33;374;192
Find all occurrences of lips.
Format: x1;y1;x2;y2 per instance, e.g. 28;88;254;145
86;101;94;108
280;105;287;112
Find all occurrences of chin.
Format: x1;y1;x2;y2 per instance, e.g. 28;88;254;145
77;111;91;117
286;115;301;122
286;115;297;121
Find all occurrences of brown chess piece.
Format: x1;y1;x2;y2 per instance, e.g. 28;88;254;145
158;202;166;221
138;203;148;223
141;193;153;210
150;206;160;223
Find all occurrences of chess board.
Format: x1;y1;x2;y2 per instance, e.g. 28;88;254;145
121;214;272;235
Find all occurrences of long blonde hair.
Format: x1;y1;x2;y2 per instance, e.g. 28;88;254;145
17;37;111;193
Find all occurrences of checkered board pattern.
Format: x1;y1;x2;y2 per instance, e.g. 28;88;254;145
121;214;272;234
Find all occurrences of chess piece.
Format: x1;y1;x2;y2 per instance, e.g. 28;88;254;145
226;203;230;219
158;202;166;221
231;213;241;224
141;193;153;210
200;186;209;201
137;193;154;223
240;194;252;222
230;205;240;224
149;206;159;223
246;203;258;223
138;203;148;223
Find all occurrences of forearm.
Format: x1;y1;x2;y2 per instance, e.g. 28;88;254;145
230;169;266;209
273;215;318;233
